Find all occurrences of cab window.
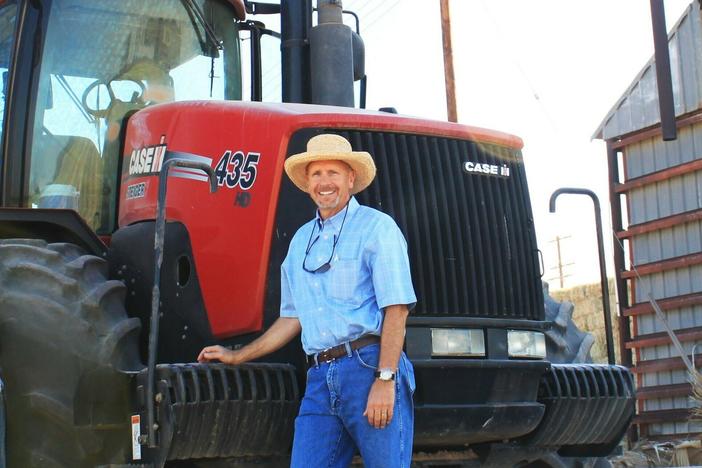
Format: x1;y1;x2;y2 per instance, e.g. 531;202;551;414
27;0;242;233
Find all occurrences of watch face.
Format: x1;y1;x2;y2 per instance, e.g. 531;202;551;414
380;369;393;380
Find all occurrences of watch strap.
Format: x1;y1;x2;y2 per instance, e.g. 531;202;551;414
374;368;396;381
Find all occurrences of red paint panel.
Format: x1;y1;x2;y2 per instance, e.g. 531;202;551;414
120;103;291;338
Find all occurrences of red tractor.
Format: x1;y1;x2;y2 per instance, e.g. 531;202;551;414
0;0;634;466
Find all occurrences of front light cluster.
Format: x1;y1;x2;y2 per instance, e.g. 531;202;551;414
429;328;547;359
431;328;485;357
507;330;547;359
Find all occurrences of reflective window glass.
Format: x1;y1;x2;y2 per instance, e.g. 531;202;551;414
27;0;241;233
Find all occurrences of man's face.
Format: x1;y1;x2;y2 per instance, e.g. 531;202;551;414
306;160;355;218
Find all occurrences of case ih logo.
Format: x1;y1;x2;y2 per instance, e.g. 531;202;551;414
125;137;216;184
128;136;167;177
463;161;510;178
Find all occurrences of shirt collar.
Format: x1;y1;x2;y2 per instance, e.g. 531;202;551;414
315;196;360;232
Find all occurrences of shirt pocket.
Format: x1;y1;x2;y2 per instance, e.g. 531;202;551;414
329;259;361;304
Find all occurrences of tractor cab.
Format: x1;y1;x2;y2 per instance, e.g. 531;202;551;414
0;0;258;232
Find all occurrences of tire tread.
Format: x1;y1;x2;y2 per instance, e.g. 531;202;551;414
0;240;142;467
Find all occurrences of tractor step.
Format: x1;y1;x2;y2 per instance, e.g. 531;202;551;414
135;362;300;462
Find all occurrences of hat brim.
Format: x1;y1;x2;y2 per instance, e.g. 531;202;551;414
284;150;376;194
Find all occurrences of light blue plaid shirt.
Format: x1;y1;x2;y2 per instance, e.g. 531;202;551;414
280;197;416;354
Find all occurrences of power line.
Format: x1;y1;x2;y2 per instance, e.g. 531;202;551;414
476;0;561;136
365;1;401;33
345;0;400;34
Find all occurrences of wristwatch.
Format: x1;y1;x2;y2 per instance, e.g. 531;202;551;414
374;368;396;381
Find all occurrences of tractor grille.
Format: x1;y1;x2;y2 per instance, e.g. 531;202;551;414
336;130;543;320
270;129;544;323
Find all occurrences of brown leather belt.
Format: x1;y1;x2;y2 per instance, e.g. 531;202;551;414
307;335;380;366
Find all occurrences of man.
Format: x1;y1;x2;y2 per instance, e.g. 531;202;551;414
198;134;416;468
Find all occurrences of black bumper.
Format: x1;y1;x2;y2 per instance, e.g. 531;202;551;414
412;359;549;448
415;402;545;447
412;359;636;456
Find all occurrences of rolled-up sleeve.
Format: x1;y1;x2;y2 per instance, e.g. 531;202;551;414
367;219;417;311
279;261;297;318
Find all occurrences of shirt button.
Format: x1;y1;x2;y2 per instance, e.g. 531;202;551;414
323;234;329;240
317;256;323;261
318;307;323;311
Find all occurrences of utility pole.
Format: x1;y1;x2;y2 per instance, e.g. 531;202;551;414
440;0;458;122
548;235;574;289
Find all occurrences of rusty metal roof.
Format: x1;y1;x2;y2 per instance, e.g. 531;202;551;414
593;1;702;141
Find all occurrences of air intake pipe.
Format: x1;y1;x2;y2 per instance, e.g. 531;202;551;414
310;0;363;107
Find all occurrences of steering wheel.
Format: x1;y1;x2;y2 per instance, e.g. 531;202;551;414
81;78;146;119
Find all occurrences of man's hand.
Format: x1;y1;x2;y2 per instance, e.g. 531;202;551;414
363;379;395;429
197;345;244;365
196;317;301;366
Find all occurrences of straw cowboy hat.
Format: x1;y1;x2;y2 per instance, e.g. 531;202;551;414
284;134;376;194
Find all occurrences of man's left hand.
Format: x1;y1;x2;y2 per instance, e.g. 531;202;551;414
363;380;395;429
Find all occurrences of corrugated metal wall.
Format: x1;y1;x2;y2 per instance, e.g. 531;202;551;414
596;1;702;438
624;123;702;436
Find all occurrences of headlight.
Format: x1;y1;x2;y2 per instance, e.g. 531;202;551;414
507;330;546;358
431;328;485;357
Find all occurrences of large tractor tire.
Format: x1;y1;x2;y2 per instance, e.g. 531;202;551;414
523;283;608;468
0;239;143;467
542;282;594;364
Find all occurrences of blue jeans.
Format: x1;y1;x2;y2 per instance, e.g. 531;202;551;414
291;343;415;468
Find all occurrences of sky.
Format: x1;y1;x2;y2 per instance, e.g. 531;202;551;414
340;0;692;290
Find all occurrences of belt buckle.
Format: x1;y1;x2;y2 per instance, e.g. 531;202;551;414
313;346;334;366
320;346;335;363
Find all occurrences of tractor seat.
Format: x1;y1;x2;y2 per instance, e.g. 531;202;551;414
38;136;103;229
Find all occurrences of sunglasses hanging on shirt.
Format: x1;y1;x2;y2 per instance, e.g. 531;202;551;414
303;202;350;273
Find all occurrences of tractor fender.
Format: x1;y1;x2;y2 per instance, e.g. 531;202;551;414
0;208;105;257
